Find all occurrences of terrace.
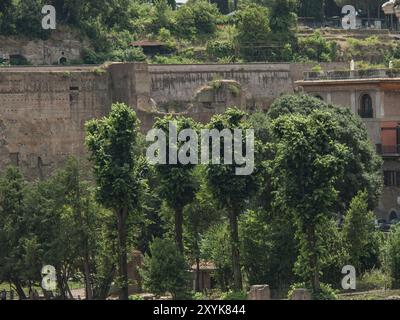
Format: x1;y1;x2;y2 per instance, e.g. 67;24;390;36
303;69;400;81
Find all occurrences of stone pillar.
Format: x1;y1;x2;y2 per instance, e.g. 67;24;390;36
327;92;332;104
108;62;151;111
351;91;357;114
375;90;384;119
292;288;312;300
248;285;271;300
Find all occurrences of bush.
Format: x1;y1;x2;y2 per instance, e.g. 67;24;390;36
140;238;190;299
220;290;248;300
200;223;233;291
342;191;376;271
206;40;235;60
382;225;400;289
358;269;391;291
174;1;220;39
129;294;144;300
287;283;338;300
297;31;337;62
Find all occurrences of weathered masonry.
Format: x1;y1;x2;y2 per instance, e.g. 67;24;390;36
0;62;346;179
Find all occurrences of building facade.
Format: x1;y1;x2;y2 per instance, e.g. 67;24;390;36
297;69;400;221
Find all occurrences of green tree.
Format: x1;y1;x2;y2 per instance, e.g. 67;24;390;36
85;103;144;300
236;4;271;62
204;108;261;291
0;0;16;35
140;238;189;299
240;209;297;291
267;94;383;213
200;223;233;291
174;0;220;39
270;109;349;292
152;115;199;254
15;0;50;39
298;0;325;20
382;225;400;288
0;167;29;299
185;169;223;291
342;191;376;272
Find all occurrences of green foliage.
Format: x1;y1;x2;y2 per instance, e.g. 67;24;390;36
382;225;400;289
140;238;189;299
86;103;143;211
220;290;248;300
296;31;337;62
201;223;233;290
0;159;116;300
298;0;325;20
287;282;338;300
267;94;383;212
109;47;147;62
236;4;271;62
240;210;297;290
129;294;144;300
206;40;235;61
152;115;199;253
358;269;391;291
86;102;144;299
342;191;377;271
174;1;220;40
270;106;349;290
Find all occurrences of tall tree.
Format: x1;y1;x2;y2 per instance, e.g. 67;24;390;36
267;94;383;213
342;191;376;272
0;167;29;299
270;109;349;292
152;115;199;254
204;108;261;291
86;103;144;300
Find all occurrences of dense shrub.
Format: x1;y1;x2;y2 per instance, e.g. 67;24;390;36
287;282;338;300
382;225;400;289
140;238;189;299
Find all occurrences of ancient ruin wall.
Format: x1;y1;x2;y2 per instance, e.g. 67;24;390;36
0;62;348;178
0;68;110;179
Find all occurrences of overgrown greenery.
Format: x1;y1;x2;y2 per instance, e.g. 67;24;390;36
1;95;397;300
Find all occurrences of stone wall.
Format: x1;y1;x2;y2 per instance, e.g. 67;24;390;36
0;32;85;65
148;62;347;111
0;67;110;179
0;61;347;179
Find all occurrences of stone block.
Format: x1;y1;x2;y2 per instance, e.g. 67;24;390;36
248;285;271;300
292;288;312;300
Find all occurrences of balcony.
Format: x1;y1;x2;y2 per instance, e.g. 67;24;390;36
376;144;400;156
304;69;400;81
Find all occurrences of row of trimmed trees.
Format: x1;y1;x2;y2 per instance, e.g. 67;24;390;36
84;94;383;298
0;94;386;299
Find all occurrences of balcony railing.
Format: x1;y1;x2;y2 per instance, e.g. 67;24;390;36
304;69;400;81
376;144;400;155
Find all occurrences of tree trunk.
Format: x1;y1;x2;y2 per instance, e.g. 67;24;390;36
117;207;129;300
13;279;27;300
307;224;320;293
228;208;242;291
83;256;93;300
195;257;201;292
174;206;184;254
57;269;67;300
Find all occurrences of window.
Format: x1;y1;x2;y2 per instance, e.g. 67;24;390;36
359;94;373;118
384;171;400;187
